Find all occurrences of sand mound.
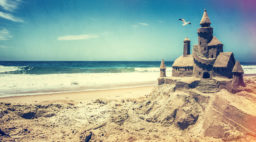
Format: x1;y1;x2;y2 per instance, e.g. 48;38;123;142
84;79;256;141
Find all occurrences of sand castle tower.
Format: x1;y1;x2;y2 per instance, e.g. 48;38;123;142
183;37;190;57
160;59;166;77
198;9;213;56
232;61;245;87
192;9;225;78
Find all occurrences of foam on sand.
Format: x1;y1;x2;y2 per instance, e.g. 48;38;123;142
0;72;171;97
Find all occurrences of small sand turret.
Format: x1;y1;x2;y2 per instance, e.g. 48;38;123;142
160;59;166;77
183;37;190;57
232;61;245;88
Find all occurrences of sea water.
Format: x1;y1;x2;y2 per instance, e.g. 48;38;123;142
0;61;255;97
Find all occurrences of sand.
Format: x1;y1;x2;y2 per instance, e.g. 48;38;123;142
1;76;256;142
0;86;154;105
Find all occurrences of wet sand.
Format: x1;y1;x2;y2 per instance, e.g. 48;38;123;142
0;85;154;105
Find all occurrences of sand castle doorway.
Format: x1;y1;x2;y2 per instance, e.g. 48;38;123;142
203;72;210;78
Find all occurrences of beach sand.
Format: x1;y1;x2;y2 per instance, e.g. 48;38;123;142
0;85;154;105
1;76;256;141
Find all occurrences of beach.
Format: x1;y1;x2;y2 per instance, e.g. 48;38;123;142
0;85;154;105
1;1;256;141
1;76;256;141
1;61;256;141
0;85;157;142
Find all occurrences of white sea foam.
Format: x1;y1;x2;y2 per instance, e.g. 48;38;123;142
134;67;172;72
134;65;256;74
0;65;22;73
242;65;256;75
0;72;172;97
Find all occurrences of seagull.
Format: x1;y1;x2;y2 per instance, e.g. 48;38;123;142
179;18;191;26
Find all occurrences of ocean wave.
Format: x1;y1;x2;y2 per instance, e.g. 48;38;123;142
0;64;255;74
134;67;172;72
0;65;24;73
242;65;256;74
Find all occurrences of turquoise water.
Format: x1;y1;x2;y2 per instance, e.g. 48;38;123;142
0;61;173;74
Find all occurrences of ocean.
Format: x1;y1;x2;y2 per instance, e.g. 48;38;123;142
0;61;255;97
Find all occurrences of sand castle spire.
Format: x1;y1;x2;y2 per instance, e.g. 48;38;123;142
200;9;211;26
232;61;245;88
160;59;166;77
232;61;244;73
160;59;166;69
184;37;190;41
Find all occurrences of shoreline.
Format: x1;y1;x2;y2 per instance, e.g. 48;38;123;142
0;74;255;101
0;81;156;98
0;85;155;104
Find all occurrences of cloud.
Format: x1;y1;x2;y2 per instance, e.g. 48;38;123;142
0;28;12;40
0;11;23;22
132;22;149;28
0;0;20;12
58;34;99;41
138;22;149;26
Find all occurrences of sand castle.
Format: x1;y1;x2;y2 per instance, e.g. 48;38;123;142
159;9;245;91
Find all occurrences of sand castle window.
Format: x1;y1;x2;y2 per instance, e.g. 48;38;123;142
203;72;210;78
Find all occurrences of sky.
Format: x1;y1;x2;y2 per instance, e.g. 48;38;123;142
0;0;255;61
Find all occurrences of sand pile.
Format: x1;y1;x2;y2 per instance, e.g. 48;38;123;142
1;77;256;141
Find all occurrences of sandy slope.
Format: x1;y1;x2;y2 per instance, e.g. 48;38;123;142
1;77;256;141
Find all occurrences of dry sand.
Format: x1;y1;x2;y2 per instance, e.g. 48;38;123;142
1;76;256;142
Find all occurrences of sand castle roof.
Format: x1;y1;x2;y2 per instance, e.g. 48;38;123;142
232;61;244;73
160;59;166;69
172;55;194;67
184;37;190;41
213;52;234;68
200;9;211;26
208;36;222;46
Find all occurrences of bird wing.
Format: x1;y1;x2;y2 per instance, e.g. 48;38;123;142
179;19;185;22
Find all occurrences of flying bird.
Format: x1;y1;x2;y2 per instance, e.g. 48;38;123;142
179;19;191;26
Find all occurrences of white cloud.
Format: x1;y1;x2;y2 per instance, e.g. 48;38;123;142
138;22;149;26
132;22;149;28
0;0;20;12
0;11;23;22
0;0;23;22
58;34;99;41
0;28;12;40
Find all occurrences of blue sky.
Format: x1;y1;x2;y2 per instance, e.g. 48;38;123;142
0;0;255;61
